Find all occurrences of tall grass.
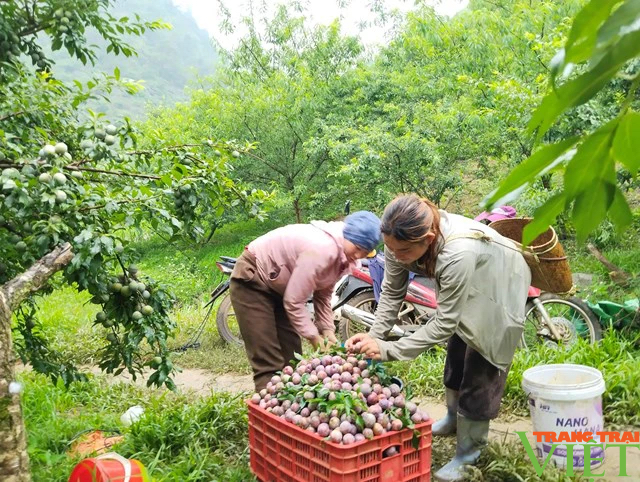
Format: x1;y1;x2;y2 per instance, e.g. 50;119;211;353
467;441;582;481
118;392;253;481
134;217;281;301
506;330;640;427
21;372;254;481
29;284;104;365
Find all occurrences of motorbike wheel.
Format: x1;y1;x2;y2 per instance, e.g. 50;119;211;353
216;294;244;346
521;293;602;349
338;291;377;342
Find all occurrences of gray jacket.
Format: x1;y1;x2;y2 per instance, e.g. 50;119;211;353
370;210;531;371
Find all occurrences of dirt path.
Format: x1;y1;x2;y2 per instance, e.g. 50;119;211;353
79;365;255;393
85;366;640;481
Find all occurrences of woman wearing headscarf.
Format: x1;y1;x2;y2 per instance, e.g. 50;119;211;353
230;211;381;391
346;195;530;482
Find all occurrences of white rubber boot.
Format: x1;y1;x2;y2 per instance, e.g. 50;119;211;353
433;413;489;482
432;388;459;436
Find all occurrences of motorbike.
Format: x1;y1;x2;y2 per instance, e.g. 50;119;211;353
334;254;437;341
338;251;602;349
338;258;601;348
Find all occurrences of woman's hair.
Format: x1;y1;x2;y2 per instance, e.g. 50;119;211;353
380;194;442;277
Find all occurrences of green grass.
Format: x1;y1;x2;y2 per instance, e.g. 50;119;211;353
31;284;105;366
21;372;255;482
134;217;281;301
507;330;640;427
430;436;582;481
462;441;582;481
167;302;251;374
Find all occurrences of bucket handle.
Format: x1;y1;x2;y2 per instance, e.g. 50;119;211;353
95;452;132;482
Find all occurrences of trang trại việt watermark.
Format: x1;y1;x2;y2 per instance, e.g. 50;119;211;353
516;431;640;479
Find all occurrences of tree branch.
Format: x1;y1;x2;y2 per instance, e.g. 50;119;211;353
240;38;270;79
242;115;260;141
285;117;304;146
1;243;73;312
1;161;160;180
443;185;463;210
78;194;161;213
587;243;632;287
0;111;25;122
305;152;329;183
126;143;204;156
64;165;160;180
243;151;288;177
18;20;53;38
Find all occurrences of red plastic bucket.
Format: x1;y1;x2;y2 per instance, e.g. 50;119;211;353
68;452;150;482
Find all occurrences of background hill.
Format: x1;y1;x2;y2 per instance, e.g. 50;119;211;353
44;0;217;120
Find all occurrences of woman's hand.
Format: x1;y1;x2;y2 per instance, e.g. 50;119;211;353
310;333;337;352
345;333;382;360
321;329;338;345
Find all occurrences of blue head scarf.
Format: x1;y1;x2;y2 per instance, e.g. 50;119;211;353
343;211;381;252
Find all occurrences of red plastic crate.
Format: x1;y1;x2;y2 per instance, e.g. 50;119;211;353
247;401;432;482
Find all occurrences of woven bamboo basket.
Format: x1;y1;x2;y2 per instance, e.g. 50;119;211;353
488;217;573;294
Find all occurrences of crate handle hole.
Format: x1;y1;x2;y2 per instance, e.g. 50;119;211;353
382;445;401;458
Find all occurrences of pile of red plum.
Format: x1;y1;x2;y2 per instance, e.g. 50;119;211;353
250;352;429;446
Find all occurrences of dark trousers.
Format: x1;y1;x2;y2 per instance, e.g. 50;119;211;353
229;251;302;392
443;334;508;420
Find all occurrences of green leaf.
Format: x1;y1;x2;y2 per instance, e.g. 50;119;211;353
485;137;578;207
596;0;640;56
612;111;640;175
146;371;159;387
560;0;621;69
114;66;120;80
100;236;114;250
412;429;421;450
160;174;172;186
522;193;567;247
530;29;640;138
564;120;617;200
355;415;364;432
157;368;168;385
572;181;616;243
609;186;634;231
172;165;185;180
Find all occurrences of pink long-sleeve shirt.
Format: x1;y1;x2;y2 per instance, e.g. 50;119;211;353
247;220;353;339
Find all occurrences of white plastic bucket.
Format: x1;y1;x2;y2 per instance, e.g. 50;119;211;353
522;363;606;470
